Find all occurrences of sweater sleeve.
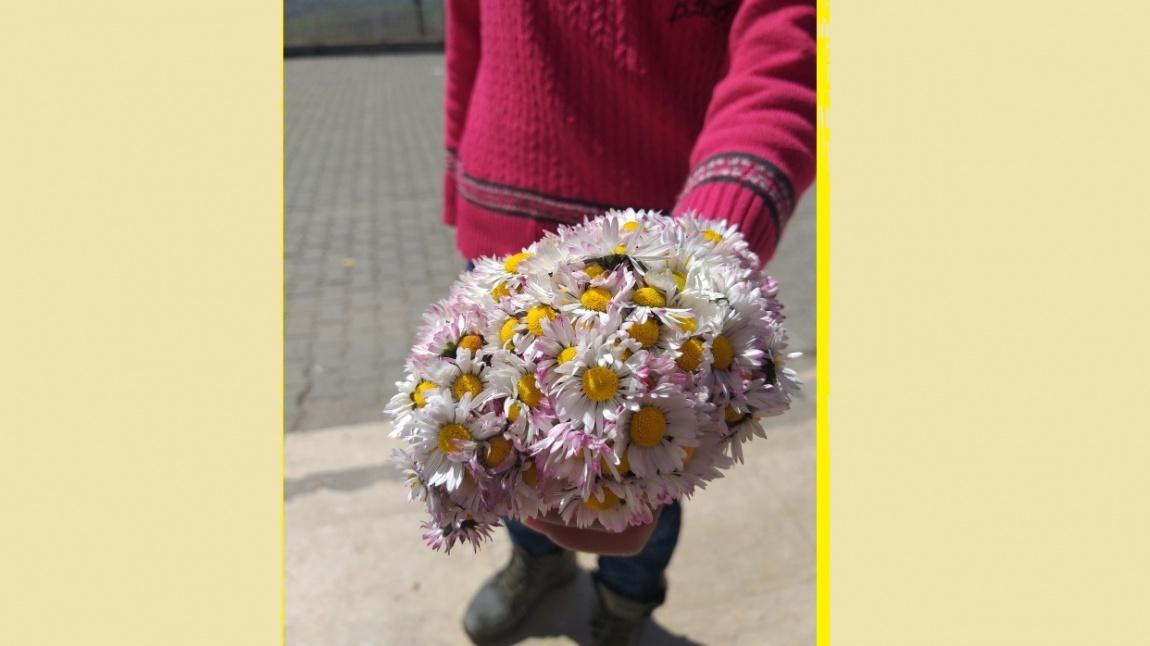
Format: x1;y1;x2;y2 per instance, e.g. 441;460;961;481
672;0;816;263
443;0;481;227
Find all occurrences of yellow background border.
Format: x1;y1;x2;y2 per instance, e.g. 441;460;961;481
0;2;283;644
6;0;1150;644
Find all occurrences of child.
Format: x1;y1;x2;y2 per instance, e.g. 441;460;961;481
443;2;815;644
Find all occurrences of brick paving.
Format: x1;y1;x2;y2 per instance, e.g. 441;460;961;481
286;54;460;432
285;53;815;433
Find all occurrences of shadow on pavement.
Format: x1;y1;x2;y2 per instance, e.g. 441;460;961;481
470;570;706;646
283;463;400;501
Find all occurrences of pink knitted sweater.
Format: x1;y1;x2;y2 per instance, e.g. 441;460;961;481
444;0;816;264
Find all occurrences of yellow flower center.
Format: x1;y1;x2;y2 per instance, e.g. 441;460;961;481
613;244;627;254
672;271;687;291
676;338;704;371
412;381;437;407
580;287;612;312
711;334;733;370
622;221;640;232
504;252;532;273
583;488;621;511
724;405;745;423
452;373;483;400
506;401;521;422
704;229;723;243
517;373;543;408
458;334;484;354
526;305;557;336
627;318;660;348
437;423;471;454
491;282;511;300
500;318;519;345
582;366;619;402
584;263;605;279
522;463;539;487
484;435;512;467
682;446;697;463
633;287;666;307
629;406;667;448
557;346;578;365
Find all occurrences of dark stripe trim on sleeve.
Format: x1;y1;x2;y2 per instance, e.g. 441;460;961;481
677;152;796;224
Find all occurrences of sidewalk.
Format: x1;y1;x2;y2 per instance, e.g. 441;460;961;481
286;361;815;646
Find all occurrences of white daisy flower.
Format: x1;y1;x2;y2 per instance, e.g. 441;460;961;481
532;420;612;497
554;264;636;326
386;373;443;434
719;391;773;464
620;313;664;352
668;333;714;375
482;303;536;355
702;299;769;405
750;323;801;417
448;459;492;511
499;248;537;277
623;278;699;333
516;233;585;278
430;347;495;405
559;480;653;532
517;301;562;340
645;429;733;505
503;455;552;519
524;313;583;374
592;209;674;263
410;392;499;491
413;317;491;364
454;257;519;305
676;213;758;270
474;431;518;473
493;396;531;447
551;340;643;434
485;351;553;445
614;386;700;479
391;447;429;504
420;501;500;554
634;252;705;298
626;349;694;397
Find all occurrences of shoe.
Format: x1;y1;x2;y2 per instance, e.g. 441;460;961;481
589;578;663;646
462;546;578;643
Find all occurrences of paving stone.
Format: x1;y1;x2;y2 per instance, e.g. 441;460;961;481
286;54;459;432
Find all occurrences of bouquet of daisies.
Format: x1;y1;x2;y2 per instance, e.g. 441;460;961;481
387;209;799;553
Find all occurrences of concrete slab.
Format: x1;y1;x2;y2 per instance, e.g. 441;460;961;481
286;360;815;645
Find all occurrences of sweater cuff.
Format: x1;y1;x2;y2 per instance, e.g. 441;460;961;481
443;150;459;227
672;153;796;263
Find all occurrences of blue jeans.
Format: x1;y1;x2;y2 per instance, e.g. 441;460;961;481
505;501;682;604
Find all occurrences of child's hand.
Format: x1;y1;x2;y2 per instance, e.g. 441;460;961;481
522;508;662;556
